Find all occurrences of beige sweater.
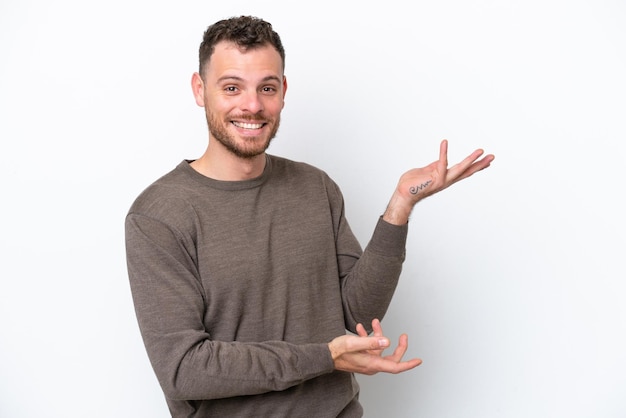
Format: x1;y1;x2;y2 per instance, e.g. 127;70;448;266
125;155;408;417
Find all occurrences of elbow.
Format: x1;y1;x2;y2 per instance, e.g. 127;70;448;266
157;371;200;401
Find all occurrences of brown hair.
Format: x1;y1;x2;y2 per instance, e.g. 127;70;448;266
198;16;285;78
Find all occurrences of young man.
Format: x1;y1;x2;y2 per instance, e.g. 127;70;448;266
125;15;494;417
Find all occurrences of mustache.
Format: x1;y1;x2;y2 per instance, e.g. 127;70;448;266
230;114;268;122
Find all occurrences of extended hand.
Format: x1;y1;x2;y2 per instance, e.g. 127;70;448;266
383;139;495;225
328;319;422;375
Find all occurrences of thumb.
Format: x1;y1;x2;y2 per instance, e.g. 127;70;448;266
329;335;390;359
354;336;390;352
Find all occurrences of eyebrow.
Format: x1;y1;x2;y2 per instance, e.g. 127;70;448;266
217;75;282;84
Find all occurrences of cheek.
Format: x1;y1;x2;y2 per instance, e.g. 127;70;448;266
206;97;233;115
266;98;285;115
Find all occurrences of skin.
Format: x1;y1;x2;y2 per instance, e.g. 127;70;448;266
382;139;494;226
190;39;495;376
191;42;287;181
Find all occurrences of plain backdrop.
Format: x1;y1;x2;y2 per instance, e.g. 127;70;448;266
1;1;625;417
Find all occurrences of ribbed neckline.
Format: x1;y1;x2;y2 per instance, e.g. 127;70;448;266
178;154;273;191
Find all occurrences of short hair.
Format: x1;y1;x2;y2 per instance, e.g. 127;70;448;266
198;16;285;78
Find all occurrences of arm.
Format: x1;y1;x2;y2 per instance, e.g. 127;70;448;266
329;141;493;373
336;142;493;332
125;212;334;401
337;216;408;333
127;211;417;396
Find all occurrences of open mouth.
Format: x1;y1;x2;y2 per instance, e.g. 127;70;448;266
232;121;265;130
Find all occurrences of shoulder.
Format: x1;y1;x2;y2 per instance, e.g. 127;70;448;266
267;154;344;201
268;155;336;184
126;161;199;223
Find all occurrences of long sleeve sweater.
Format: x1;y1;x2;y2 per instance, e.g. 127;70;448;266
125;155;408;417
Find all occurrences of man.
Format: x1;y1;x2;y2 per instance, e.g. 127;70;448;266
125;15;494;417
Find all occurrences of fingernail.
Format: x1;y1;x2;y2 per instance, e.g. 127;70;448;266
378;338;389;347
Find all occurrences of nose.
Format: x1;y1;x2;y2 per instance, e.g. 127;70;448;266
240;90;264;114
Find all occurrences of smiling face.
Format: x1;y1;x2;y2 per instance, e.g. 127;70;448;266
192;41;287;160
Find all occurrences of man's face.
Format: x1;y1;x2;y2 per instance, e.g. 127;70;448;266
194;41;287;159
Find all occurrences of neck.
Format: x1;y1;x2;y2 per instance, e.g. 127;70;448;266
190;141;267;181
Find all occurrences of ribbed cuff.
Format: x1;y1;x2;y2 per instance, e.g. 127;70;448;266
366;216;408;256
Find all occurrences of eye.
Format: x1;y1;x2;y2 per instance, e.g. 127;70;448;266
261;86;277;94
224;86;239;94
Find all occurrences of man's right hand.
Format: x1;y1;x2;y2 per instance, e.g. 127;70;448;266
328;319;422;375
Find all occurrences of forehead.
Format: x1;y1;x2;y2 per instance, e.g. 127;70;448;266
204;41;283;80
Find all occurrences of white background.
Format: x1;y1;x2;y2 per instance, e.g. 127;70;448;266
1;1;625;417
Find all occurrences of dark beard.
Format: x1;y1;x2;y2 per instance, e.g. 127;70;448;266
207;110;280;160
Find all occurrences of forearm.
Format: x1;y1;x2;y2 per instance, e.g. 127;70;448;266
382;192;416;225
126;214;335;401
129;258;335;401
339;217;408;333
140;331;334;400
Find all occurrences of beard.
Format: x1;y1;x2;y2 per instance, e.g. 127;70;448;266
206;108;280;160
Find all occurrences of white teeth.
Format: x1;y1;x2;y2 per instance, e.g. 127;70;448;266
233;121;263;129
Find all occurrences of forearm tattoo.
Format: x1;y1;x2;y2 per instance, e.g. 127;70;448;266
409;180;432;195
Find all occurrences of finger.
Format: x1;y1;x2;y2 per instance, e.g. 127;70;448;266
437;139;449;178
371;318;383;337
391;357;422;373
356;323;368;337
346;335;390;353
439;139;448;165
446;149;487;182
461;154;494;178
369;355;423;374
448;154;494;185
455;149;485;171
386;333;410;362
365;319;386;355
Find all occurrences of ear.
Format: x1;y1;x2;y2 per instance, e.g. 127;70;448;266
191;72;205;107
281;75;288;109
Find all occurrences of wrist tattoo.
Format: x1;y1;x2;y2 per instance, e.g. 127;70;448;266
409;180;432;195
